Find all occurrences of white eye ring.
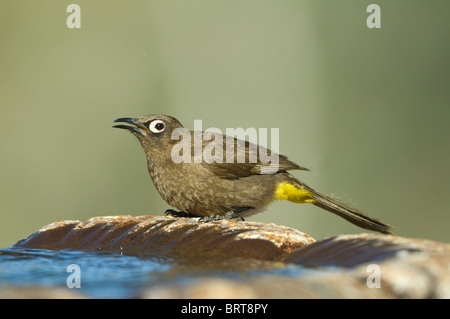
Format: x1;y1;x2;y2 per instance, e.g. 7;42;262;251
148;120;166;133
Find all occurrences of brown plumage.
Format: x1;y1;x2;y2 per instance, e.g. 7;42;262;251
113;114;393;234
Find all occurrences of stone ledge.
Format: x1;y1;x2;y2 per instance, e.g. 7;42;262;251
13;215;314;261
11;215;450;298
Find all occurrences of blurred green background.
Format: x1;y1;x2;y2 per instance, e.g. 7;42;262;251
1;0;449;247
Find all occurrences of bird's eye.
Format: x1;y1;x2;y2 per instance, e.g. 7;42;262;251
148;120;166;133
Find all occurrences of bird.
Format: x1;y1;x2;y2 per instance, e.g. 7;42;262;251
113;114;393;234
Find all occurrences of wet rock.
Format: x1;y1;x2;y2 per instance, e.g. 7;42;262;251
139;234;450;299
11;216;450;298
138;274;392;299
281;233;448;267
12;215;315;261
0;286;86;299
137;234;450;299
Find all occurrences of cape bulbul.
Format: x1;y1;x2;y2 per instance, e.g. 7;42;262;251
114;114;393;234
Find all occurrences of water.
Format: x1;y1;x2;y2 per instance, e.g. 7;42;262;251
0;247;174;298
0;247;310;298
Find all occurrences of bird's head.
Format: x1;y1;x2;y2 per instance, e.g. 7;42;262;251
113;114;186;159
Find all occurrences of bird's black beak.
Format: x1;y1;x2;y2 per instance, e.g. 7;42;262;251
113;117;149;135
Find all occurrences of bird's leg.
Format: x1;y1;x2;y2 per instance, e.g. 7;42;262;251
224;210;245;221
164;209;199;218
198;210;245;223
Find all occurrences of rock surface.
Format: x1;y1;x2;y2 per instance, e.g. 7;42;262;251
13;215;314;261
10;215;450;298
140;241;450;298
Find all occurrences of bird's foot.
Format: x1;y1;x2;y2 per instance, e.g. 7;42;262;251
164;209;198;218
198;211;245;223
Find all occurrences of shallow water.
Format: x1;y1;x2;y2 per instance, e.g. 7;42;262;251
0;247;310;298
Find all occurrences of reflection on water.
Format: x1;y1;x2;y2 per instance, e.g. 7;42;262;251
0;247;309;298
0;247;172;298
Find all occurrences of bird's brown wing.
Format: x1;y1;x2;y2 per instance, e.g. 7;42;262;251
191;132;308;179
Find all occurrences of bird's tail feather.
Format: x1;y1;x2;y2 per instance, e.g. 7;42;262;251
298;182;393;234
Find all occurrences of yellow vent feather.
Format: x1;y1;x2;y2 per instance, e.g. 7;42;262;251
274;182;316;204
